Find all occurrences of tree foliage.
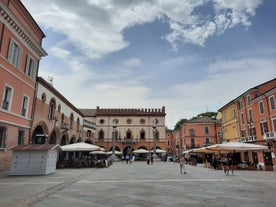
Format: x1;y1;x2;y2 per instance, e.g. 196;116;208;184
174;118;188;131
174;112;217;131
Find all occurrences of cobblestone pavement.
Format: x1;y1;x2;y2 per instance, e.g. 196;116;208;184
0;161;276;207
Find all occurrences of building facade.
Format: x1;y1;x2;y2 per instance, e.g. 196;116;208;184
93;106;166;155
0;0;46;170
31;77;94;146
180;116;222;151
218;101;240;142
219;78;276;167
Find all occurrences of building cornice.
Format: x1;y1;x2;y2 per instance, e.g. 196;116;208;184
0;3;47;58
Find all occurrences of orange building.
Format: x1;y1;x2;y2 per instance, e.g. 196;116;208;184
0;0;46;170
180;116;222;151
235;78;276;167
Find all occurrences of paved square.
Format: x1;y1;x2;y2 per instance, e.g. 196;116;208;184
1;161;275;207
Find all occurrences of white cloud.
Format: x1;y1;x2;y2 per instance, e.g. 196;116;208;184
22;0;263;58
121;58;142;67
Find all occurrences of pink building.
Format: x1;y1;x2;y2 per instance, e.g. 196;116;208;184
0;0;46;170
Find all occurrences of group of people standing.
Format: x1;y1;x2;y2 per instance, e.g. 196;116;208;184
122;154;135;164
221;155;234;175
210;154;234;175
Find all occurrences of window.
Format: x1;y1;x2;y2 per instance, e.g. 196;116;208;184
0;127;6;148
21;96;29;116
48;99;56;120
247;95;251;105
231;108;236;118
99;129;104;139
269;96;275;110
241;129;246;138
2;85;13;111
18;130;24;145
140;118;145;124
87;130;92;138
7;39;22;68
189;129;195;134
239;99;243;109
204;126;209;134
259;101;265;114
241;112;245;124
25;55;36;79
140;129;145;139
205;137;210;144
126;119;132;124
248;109;253;123
260;122;268;135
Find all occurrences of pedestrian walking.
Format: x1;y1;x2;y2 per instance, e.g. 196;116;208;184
222;156;228;174
125;154;129;164
179;155;186;174
227;155;234;175
212;156;218;170
150;154;154;165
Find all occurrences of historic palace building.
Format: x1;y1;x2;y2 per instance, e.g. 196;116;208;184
82;106;167;155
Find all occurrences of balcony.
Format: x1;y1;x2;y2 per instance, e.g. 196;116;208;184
263;131;276;140
241;136;257;143
61;122;70;130
2;100;9;110
83;119;96;129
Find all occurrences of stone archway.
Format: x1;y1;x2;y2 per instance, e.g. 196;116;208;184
138;146;149;150
60;135;68;146
108;146;121;152
31;124;48;144
70;136;76;144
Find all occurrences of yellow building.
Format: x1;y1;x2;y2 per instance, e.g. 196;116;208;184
218;100;240;142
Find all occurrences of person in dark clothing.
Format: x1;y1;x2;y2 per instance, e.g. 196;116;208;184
213;156;218;170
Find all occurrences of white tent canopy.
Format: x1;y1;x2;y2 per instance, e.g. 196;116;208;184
184;142;268;154
151;149;167;153
133;149;149;154
107;150;122;155
206;142;268;152
61;142;101;152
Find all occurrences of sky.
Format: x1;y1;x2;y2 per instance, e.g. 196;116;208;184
21;0;276;129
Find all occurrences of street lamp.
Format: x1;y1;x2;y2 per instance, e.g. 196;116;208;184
112;119;117;157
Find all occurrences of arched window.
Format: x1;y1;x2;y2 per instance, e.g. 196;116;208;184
126;129;132;139
140;129;145;139
99;129;104;140
48;99;56;120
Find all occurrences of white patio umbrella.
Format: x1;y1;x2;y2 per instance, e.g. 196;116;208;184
61;142;101;152
151;149;167;153
133;149;149;154
107;150;122;155
89;151;107;155
206;142;268;152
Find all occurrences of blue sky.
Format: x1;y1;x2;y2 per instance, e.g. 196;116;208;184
21;0;276;129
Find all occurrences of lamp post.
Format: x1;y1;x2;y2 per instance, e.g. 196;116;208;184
152;119;157;158
112;119;117;157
